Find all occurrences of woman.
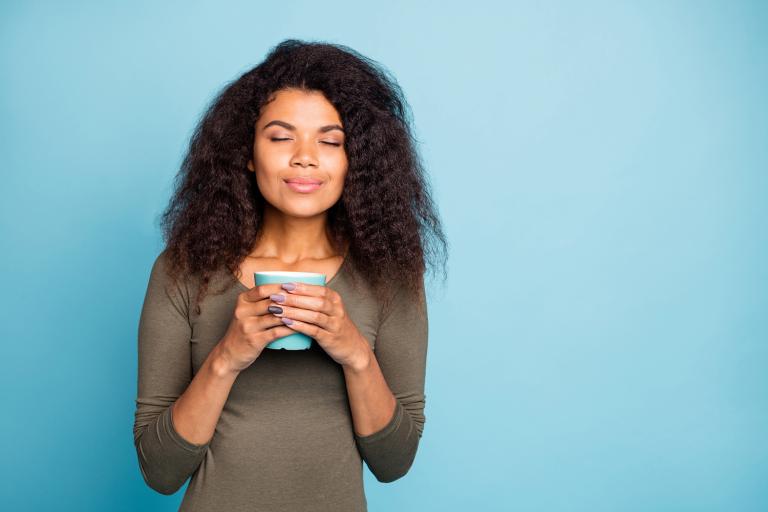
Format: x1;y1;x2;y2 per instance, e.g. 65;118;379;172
133;39;448;511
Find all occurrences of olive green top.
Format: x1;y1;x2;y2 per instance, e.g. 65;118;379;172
133;250;428;511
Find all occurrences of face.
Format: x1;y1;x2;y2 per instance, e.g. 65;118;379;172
247;88;348;218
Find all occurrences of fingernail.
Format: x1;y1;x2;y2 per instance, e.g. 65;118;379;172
270;293;285;303
281;317;293;325
268;305;283;314
281;282;296;291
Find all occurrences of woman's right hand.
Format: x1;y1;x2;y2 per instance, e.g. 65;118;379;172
216;283;295;373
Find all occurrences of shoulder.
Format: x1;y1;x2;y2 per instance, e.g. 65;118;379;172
150;249;205;285
148;249;181;287
151;249;171;275
146;249;195;301
380;278;427;323
334;258;428;321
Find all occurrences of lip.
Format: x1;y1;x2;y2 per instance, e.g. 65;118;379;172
285;177;323;184
284;180;323;193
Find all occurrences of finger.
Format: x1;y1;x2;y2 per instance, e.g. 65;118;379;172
281;281;332;298
272;292;334;315
260;325;295;343
240;311;284;334
259;313;289;330
235;295;281;319
280;317;329;341
242;283;286;303
267;303;331;330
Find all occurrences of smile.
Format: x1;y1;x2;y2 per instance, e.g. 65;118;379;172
283;180;323;193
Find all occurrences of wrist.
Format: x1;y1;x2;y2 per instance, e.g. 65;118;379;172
210;343;242;379
344;337;372;374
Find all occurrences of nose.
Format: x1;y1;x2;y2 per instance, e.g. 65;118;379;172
290;136;319;168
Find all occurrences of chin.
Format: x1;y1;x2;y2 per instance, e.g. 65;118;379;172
278;202;332;218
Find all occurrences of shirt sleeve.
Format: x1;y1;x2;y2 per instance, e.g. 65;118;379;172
353;280;429;483
133;251;210;495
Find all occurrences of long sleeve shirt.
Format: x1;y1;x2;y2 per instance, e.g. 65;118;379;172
133;250;429;511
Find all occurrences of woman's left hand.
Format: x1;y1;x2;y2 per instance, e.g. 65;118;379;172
268;282;370;369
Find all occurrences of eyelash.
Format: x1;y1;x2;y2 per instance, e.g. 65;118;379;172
270;137;341;147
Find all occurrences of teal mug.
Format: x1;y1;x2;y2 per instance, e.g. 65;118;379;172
255;270;327;350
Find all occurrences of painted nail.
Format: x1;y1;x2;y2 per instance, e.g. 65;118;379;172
281;317;293;325
270;293;285;303
268;305;283;314
281;282;296;291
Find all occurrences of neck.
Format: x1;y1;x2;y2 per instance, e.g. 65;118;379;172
249;204;342;264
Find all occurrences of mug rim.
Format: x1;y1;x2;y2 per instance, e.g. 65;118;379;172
254;270;325;278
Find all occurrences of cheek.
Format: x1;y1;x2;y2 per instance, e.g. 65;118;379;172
326;176;347;203
253;151;284;183
253;170;282;200
332;153;349;179
256;146;285;168
253;173;269;196
329;164;348;189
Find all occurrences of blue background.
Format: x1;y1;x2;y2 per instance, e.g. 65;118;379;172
1;1;766;510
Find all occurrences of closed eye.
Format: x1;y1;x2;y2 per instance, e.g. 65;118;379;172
270;137;341;147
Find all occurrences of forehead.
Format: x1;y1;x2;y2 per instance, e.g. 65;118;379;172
258;89;342;126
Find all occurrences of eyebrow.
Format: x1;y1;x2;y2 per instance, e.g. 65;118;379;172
262;120;345;134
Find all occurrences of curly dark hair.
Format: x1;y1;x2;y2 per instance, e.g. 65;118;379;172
159;39;448;316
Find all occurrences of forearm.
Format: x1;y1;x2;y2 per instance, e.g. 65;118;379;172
342;337;397;437
171;342;240;445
